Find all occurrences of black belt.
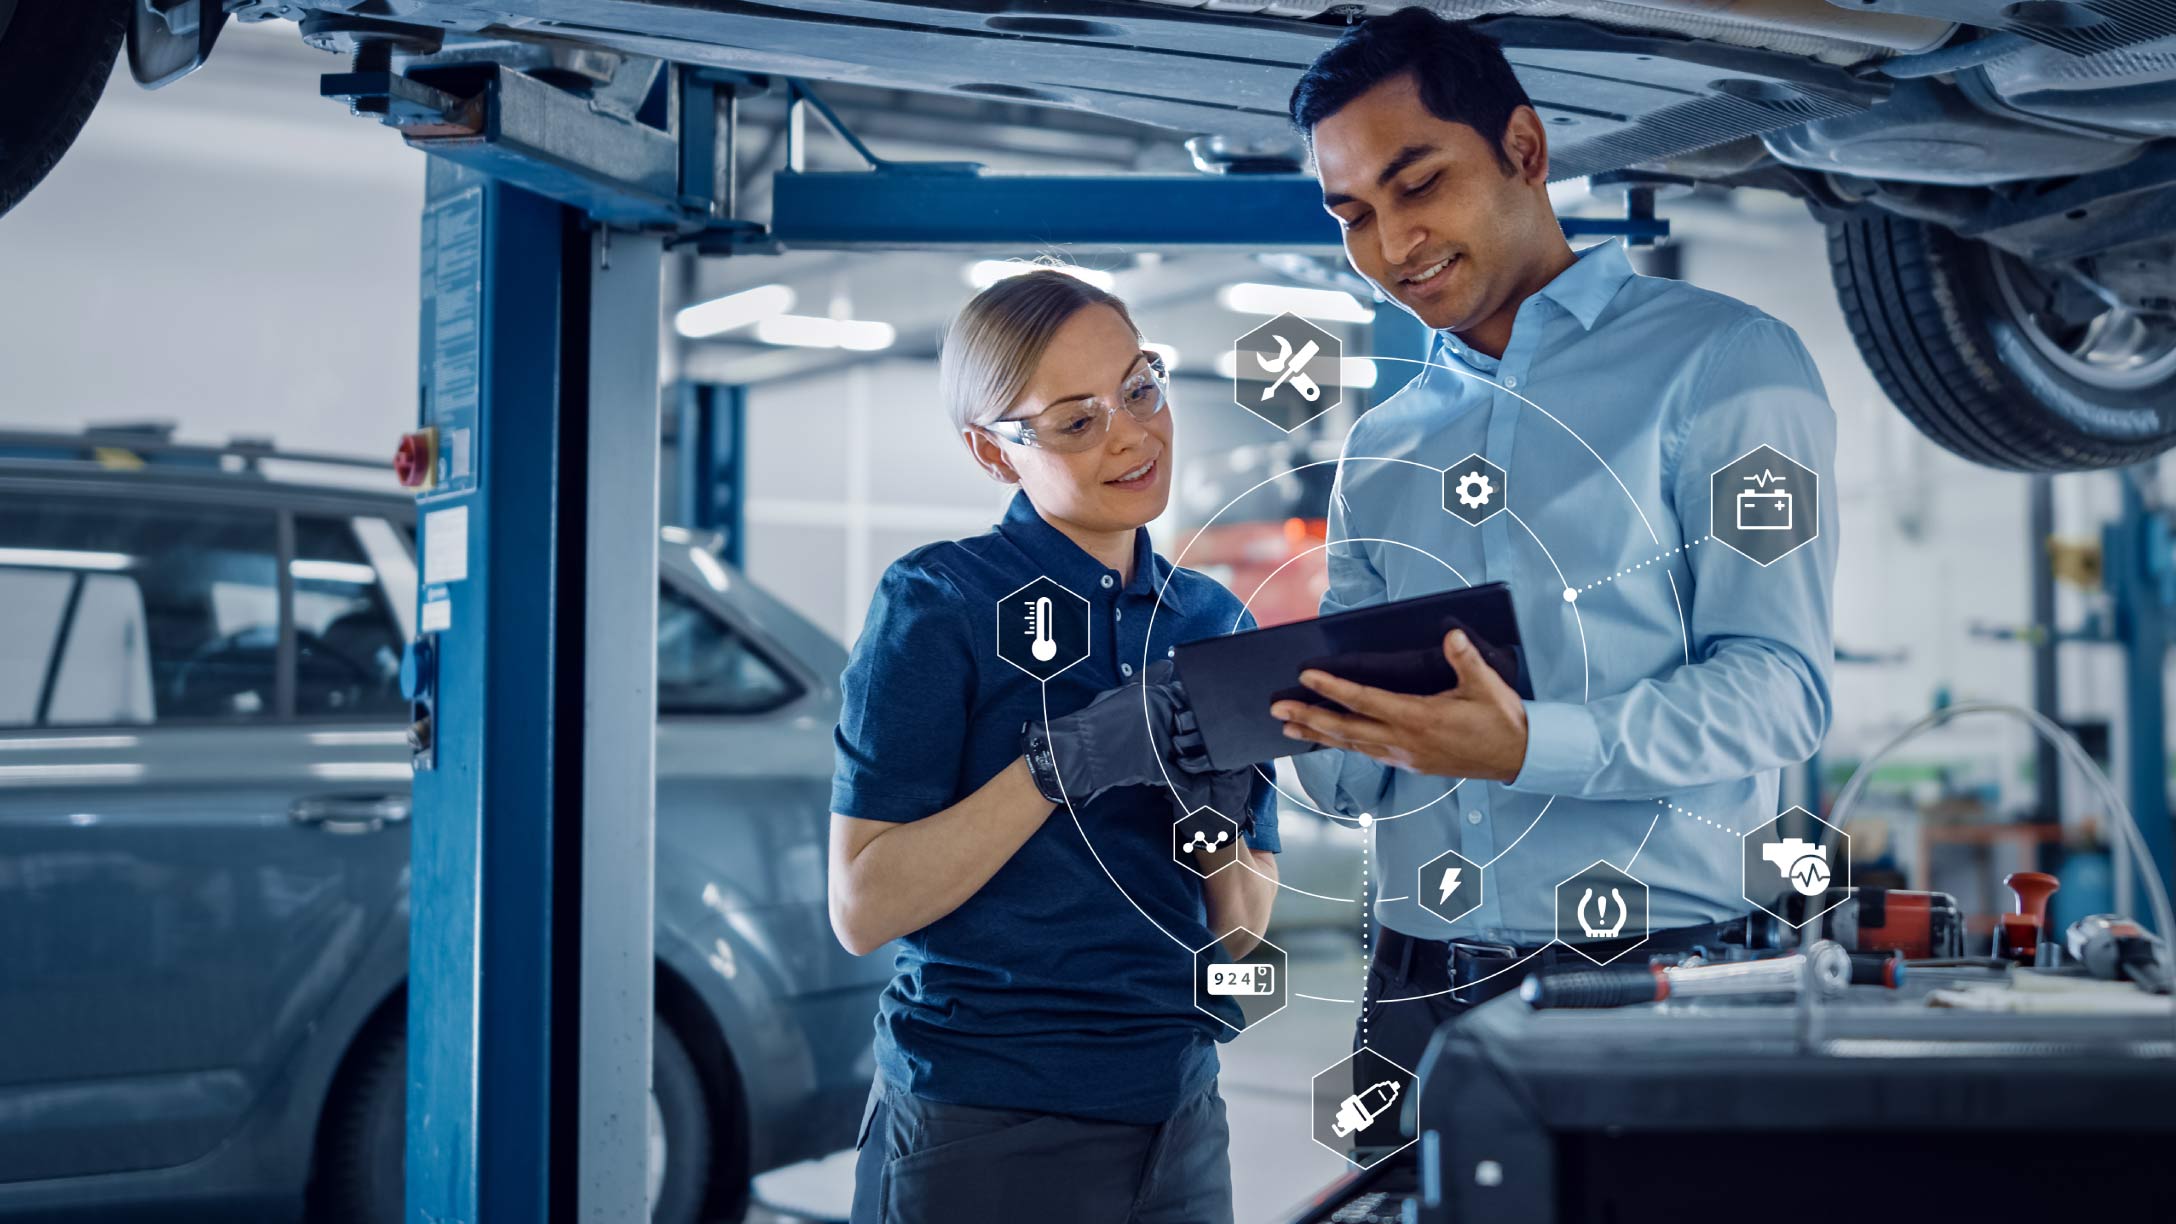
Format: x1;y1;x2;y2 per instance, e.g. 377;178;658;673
1378;917;1753;1008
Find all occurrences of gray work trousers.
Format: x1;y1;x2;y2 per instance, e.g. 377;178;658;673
849;1079;1234;1224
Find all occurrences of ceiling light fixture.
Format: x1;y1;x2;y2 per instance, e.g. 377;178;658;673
674;283;797;339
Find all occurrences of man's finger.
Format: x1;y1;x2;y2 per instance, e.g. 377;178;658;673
1274;698;1398;748
1441;628;1510;698
1282;720;1392;759
1296;669;1415;721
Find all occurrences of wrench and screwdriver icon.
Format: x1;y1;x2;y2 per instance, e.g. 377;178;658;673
1256;334;1322;403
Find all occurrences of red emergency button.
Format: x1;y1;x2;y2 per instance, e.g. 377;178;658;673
393;428;438;489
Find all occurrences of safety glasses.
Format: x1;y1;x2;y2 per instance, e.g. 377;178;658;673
982;352;1168;454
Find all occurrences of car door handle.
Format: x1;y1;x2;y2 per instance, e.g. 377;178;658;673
290;794;412;833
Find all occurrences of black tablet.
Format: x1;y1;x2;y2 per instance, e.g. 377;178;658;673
1172;583;1532;771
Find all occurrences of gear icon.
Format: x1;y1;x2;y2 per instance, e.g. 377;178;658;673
1454;470;1495;509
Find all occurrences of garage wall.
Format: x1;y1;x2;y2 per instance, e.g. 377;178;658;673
0;35;422;462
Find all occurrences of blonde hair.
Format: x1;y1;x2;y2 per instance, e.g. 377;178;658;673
939;266;1139;438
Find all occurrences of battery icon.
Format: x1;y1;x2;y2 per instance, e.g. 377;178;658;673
1205;963;1275;996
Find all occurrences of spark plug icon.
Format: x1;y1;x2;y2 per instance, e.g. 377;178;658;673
1331;1080;1401;1138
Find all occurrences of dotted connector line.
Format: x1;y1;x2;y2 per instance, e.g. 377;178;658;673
1573;535;1711;594
1657;797;1736;836
1359;827;1372;1046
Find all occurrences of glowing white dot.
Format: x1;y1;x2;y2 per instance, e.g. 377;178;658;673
1357;812;1375;829
1562;588;1578;603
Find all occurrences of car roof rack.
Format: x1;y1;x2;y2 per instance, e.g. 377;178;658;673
0;423;387;476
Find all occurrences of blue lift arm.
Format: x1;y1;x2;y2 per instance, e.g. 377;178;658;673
325;67;1671;253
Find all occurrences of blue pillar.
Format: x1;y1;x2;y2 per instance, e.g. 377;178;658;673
2109;477;2175;925
408;161;572;1224
675;381;747;566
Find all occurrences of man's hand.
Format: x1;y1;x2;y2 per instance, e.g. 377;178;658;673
1270;629;1529;782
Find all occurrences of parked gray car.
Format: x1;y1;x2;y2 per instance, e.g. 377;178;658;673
0;430;888;1222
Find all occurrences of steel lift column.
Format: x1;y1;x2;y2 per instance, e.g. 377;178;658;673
403;159;661;1222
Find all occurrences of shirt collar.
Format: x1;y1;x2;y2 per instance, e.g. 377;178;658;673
1537;239;1633;332
996;491;1186;612
1430;239;1635;366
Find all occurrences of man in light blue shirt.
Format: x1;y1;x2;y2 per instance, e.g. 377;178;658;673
1276;9;1837;1070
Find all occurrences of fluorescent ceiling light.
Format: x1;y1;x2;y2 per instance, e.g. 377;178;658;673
1213;351;1378;390
0;547;133;571
965;260;1117;292
675;283;796;339
1217;282;1373;324
1143;342;1181;372
291;559;381;585
753;314;897;352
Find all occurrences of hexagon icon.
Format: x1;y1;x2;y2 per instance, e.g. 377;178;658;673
1417;848;1482;925
1442;453;1507;526
1232;312;1342;432
1711;444;1819;566
1192;927;1288;1032
1310;1046;1416;1169
1553;859;1650;965
1742;805;1851;929
1173;807;1242;878
995;576;1089;682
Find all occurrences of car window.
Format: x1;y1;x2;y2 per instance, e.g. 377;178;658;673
658;584;799;715
0;493;278;725
293;515;406;719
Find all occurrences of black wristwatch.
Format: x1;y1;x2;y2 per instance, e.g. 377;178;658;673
1020;720;1067;804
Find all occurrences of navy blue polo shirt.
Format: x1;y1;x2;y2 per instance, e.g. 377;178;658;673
832;491;1280;1125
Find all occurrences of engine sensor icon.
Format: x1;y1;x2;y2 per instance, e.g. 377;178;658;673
1763;837;1832;896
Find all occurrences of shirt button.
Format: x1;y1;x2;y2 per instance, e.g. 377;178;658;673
1167;646;1175;657
1120;662;1134;677
1503;376;1518;389
1465;809;1483;826
1100;574;1115;590
1114;607;1123;622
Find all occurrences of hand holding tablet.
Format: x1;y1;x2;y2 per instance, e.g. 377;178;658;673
1171;584;1533;773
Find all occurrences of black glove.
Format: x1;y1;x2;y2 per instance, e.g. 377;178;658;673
1023;660;1258;824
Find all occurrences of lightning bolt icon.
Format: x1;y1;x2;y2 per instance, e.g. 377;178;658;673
1439;867;1462;904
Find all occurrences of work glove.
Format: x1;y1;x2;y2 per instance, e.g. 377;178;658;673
1023;660;1259;825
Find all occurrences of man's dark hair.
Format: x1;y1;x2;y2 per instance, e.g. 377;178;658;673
1288;8;1532;174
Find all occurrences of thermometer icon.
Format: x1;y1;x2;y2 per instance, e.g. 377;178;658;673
1029;595;1057;662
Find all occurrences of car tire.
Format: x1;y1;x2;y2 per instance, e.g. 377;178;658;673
1828;212;2176;472
650;1021;714;1224
0;0;126;219
316;1017;714;1224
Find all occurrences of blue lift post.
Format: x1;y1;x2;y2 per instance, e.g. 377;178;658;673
406;160;661;1222
675;381;747;565
2107;476;2176;918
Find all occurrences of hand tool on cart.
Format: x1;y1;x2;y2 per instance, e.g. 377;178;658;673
1519;940;1860;1009
2067;914;2173;994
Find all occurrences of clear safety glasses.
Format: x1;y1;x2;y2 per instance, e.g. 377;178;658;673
982;352;1169;454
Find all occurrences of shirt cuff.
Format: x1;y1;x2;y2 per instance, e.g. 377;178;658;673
1507;701;1603;796
1292;746;1390;818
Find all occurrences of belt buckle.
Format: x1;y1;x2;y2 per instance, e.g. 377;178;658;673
1449;937;1517;961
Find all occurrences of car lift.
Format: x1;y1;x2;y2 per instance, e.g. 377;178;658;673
323;36;1670;1221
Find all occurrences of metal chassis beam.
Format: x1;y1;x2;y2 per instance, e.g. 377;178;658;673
326;66;1671;253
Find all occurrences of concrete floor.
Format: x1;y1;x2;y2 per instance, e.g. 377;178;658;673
750;929;1366;1224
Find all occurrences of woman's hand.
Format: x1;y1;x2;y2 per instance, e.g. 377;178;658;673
1029;661;1220;808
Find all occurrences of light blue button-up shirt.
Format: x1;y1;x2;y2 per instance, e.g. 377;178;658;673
1293;240;1837;942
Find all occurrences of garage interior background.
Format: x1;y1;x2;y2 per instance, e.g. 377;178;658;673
1;19;2163;1222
